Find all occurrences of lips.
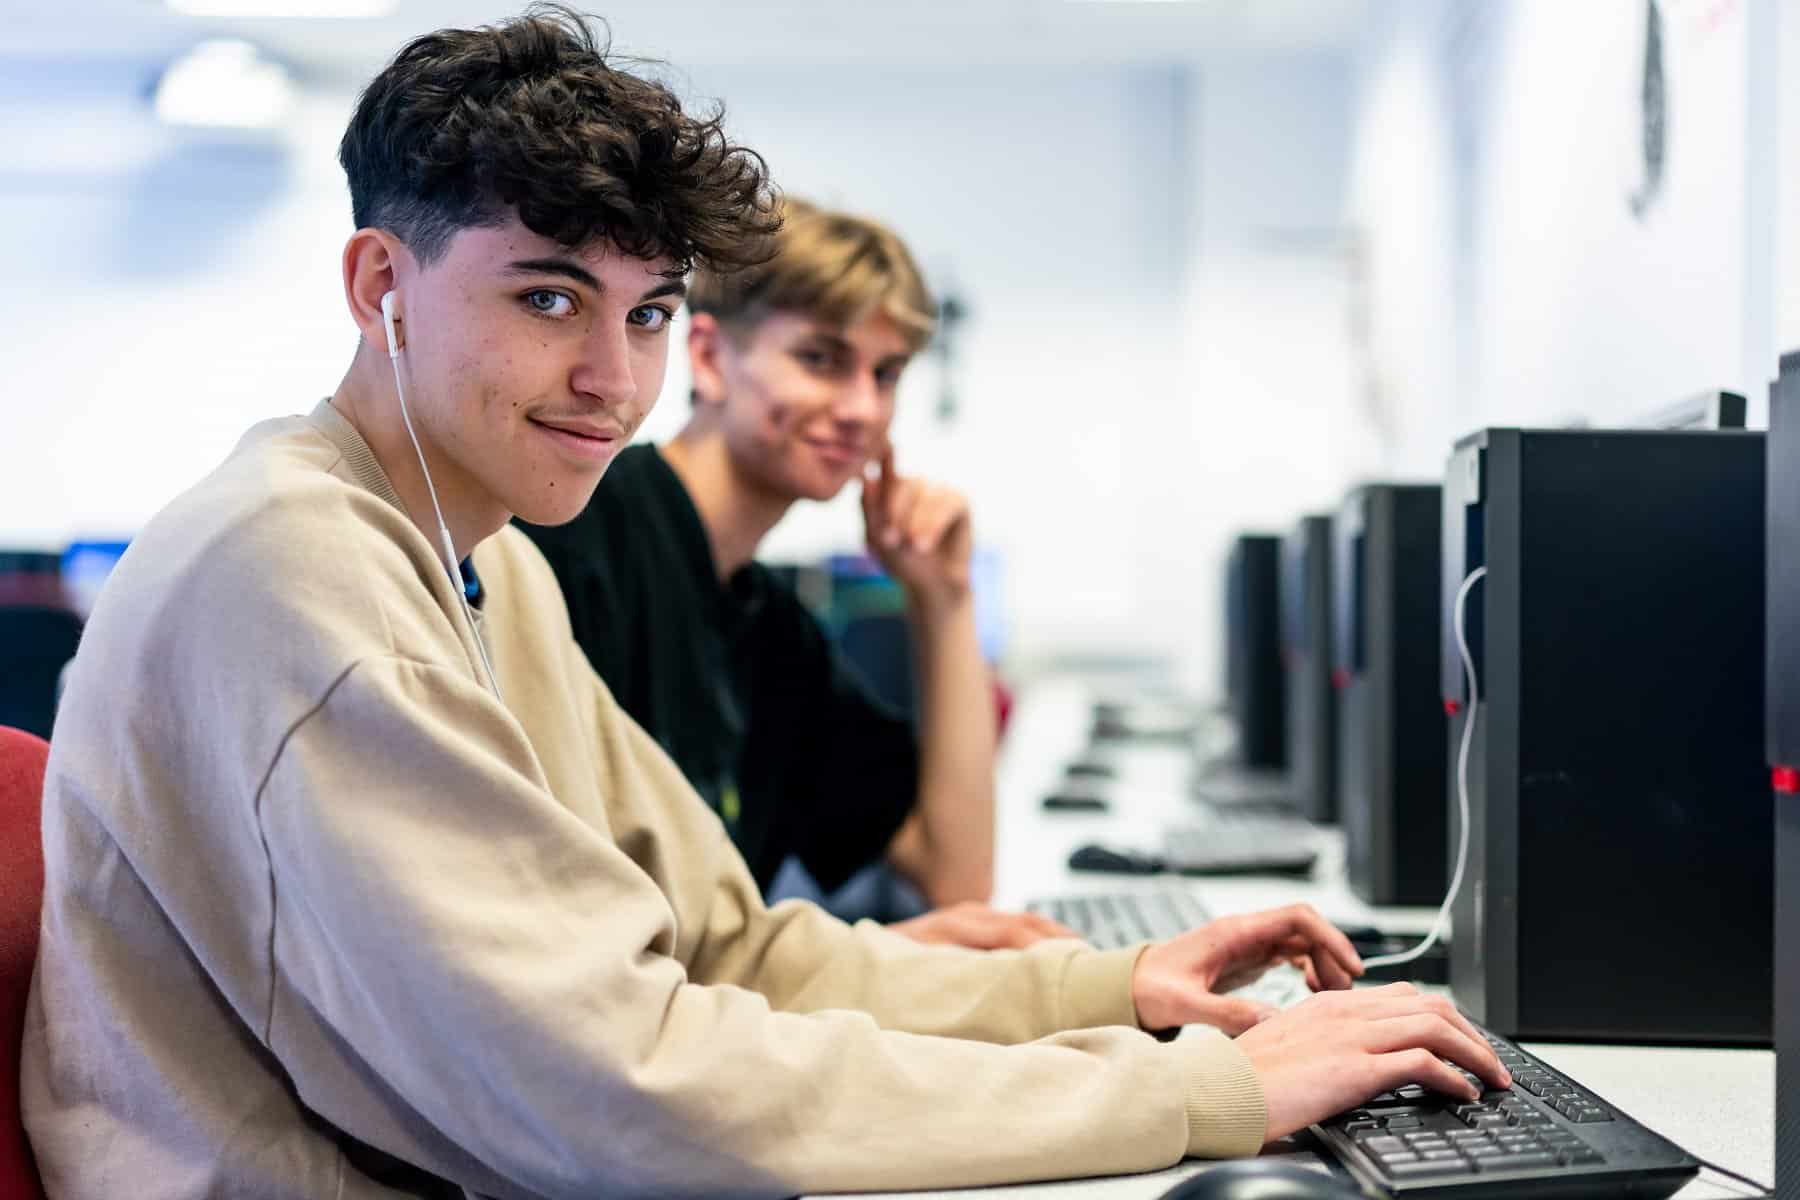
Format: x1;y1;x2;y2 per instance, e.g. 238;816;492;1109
805;438;864;468
530;416;623;463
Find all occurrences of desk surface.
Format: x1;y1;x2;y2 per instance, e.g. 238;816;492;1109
814;677;1774;1200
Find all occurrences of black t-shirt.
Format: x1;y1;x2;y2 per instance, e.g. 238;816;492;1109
516;444;920;895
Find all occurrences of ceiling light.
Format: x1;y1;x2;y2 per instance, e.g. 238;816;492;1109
165;0;398;17
153;39;295;129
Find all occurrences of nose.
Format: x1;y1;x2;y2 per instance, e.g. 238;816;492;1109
569;320;639;410
830;369;884;427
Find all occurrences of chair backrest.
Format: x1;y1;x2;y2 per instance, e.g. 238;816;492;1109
0;608;82;740
0;727;49;1200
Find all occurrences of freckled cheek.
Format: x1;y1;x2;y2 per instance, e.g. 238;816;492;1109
758;380;831;438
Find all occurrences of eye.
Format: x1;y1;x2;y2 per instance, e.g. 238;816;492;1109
524;289;575;317
628;304;673;332
875;364;907;389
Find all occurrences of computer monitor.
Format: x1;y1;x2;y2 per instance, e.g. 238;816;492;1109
1280;515;1336;823
1637;388;1747;431
1223;534;1285;769
1448;427;1768;1044
1331;484;1446;905
1766;354;1800;1183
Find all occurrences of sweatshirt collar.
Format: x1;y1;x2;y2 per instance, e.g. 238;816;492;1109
309;398;410;517
308;398;486;614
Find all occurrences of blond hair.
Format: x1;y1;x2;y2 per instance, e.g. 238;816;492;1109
688;197;936;352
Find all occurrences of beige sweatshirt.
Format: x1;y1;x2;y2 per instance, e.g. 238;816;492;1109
21;401;1265;1199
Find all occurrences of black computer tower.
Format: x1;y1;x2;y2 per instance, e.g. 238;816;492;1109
1332;485;1446;905
1448;428;1769;1045
1281;515;1336;823
1767;354;1800;1188
1225;535;1285;769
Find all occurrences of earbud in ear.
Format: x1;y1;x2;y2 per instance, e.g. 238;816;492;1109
380;290;401;359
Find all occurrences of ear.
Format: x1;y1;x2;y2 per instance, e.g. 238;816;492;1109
342;229;414;355
686;312;734;409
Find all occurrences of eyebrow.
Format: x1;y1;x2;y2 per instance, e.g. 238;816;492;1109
504;257;600;290
502;257;689;303
798;332;911;368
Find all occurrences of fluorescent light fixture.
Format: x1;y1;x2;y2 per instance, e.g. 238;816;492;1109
154;39;295;129
165;0;398;16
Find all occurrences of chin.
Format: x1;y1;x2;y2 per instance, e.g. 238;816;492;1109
796;461;863;503
798;476;850;503
512;474;606;527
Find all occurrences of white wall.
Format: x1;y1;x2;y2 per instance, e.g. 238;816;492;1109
0;61;355;545
1778;0;1800;351
1346;0;1777;449
1148;58;1364;690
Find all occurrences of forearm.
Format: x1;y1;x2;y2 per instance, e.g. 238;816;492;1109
892;589;997;905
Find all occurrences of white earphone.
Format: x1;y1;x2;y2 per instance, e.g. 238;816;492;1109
381;288;403;360
380;288;504;702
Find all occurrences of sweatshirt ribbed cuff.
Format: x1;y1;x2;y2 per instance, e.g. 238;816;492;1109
1057;944;1145;1030
1175;1029;1267;1159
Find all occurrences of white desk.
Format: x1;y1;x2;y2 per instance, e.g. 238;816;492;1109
819;677;1774;1200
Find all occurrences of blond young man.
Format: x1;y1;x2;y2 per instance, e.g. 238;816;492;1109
24;11;1509;1198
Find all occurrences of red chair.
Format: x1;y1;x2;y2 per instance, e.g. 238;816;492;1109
0;727;48;1200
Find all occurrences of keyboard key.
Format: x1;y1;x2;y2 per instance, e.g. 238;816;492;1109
1363;1136;1410;1155
1383;1116;1424;1131
1474;1152;1558;1172
1569;1109;1614;1124
1385;1159;1475;1178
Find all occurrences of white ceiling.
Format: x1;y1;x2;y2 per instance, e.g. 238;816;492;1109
2;0;1375;78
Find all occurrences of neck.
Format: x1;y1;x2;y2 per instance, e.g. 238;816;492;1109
330;346;506;566
662;417;793;581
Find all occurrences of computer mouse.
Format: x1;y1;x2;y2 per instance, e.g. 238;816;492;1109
1065;759;1118;779
1067;842;1165;874
1043;792;1111;813
1156;1159;1367;1200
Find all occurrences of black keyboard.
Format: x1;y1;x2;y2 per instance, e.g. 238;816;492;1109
1313;1024;1700;1198
1025;890;1312;1008
1027;889;1214;948
1162;812;1318;876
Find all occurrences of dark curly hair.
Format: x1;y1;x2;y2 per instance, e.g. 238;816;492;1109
339;4;779;274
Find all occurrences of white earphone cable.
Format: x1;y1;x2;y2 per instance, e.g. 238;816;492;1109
1362;565;1487;969
387;327;505;703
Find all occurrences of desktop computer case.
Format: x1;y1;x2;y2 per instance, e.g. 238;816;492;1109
1767;354;1800;1190
1448;428;1769;1045
1226;535;1286;769
1333;485;1447;905
1282;515;1336;823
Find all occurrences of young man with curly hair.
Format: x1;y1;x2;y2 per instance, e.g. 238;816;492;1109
22;9;1508;1199
520;198;1057;950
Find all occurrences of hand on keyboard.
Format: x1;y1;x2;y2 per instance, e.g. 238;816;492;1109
888;902;1081;950
1130;903;1364;1034
1234;983;1513;1143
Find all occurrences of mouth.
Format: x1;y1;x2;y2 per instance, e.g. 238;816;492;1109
803;437;865;469
530;416;624;464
